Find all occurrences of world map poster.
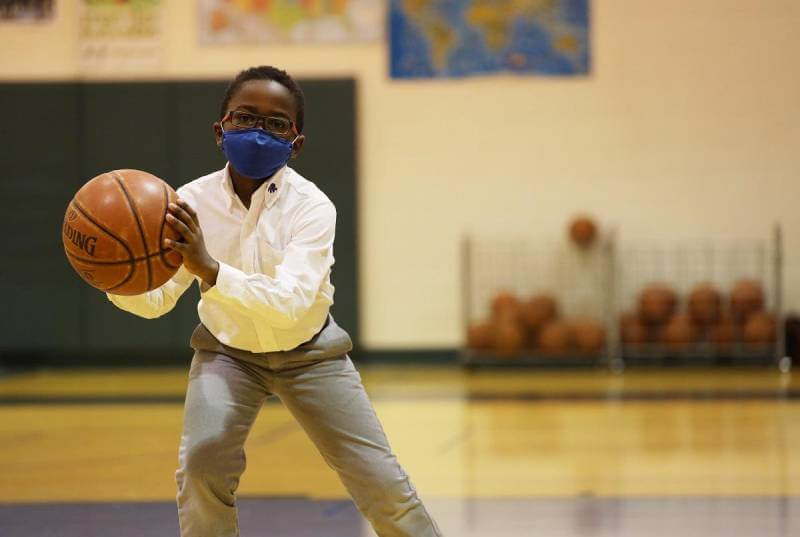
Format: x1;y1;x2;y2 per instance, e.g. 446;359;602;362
390;0;589;79
200;0;382;43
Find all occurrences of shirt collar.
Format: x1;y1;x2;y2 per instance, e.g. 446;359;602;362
221;164;287;212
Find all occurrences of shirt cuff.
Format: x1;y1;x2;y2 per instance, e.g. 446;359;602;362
201;261;243;303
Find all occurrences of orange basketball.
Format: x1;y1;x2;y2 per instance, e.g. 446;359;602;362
710;315;739;351
742;312;776;345
569;318;606;354
620;312;649;345
730;279;765;322
62;169;182;295
537;321;571;355
638;283;678;325
520;294;558;331
467;321;496;351
661;314;698;350
491;291;522;326
567;215;597;249
688;283;722;326
494;320;525;357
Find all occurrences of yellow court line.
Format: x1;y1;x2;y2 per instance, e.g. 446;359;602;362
0;367;795;397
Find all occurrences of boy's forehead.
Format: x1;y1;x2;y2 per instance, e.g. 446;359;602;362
229;79;296;118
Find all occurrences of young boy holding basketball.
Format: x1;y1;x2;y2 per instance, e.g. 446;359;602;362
107;66;443;537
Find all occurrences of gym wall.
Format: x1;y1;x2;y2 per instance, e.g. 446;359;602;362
1;0;798;351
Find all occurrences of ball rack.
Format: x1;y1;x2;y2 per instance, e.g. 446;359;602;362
460;225;785;370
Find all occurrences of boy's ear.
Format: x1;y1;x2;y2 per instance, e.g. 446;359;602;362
291;134;306;158
213;122;223;147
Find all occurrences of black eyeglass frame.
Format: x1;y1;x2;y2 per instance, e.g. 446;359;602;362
221;110;298;137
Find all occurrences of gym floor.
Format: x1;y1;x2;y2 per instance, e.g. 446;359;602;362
1;365;798;536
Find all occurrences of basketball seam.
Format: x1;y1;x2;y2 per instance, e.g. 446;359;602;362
65;248;177;266
70;200;137;292
112;171;153;291
158;181;181;270
70;200;135;261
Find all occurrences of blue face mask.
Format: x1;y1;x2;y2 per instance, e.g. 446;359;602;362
221;127;296;180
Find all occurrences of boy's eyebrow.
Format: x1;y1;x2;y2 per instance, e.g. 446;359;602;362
234;104;291;120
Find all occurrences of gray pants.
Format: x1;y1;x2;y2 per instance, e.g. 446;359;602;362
175;317;443;537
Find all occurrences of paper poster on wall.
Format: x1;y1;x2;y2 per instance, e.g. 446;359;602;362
0;0;54;21
79;0;163;75
199;0;382;43
390;0;589;79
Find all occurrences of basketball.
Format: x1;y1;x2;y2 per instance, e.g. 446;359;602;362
688;283;722;326
620;312;649;345
742;312;776;345
537;321;571;355
62;169;183;295
662;314;698;350
638;283;678;325
730;279;765;321
567;215;597;249
491;291;522;322
494;319;525;357
709;315;739;351
570;318;606;354
520;293;558;331
467;321;496;351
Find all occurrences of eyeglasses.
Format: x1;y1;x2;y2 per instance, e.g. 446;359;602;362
222;110;296;136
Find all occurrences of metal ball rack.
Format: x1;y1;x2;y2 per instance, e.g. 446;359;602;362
460;225;785;371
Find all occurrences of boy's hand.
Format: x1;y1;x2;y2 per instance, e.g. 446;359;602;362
164;199;219;287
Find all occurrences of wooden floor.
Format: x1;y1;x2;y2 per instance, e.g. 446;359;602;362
1;365;799;535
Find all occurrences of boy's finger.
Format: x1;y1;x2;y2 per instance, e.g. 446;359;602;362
166;214;193;238
177;199;199;222
164;238;187;252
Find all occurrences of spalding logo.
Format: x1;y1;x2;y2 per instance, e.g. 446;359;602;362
63;221;98;256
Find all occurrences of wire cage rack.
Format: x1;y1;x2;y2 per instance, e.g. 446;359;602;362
613;225;785;369
460;225;785;370
460;234;615;367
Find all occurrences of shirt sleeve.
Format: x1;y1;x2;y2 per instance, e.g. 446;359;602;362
202;201;336;329
106;265;195;319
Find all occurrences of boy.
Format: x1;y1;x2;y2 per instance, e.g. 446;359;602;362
107;66;443;537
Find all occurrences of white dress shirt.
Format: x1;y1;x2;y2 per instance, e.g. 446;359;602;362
107;165;337;353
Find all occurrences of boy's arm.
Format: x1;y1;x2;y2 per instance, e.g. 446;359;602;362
106;265;195;319
203;202;336;328
167;198;336;330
